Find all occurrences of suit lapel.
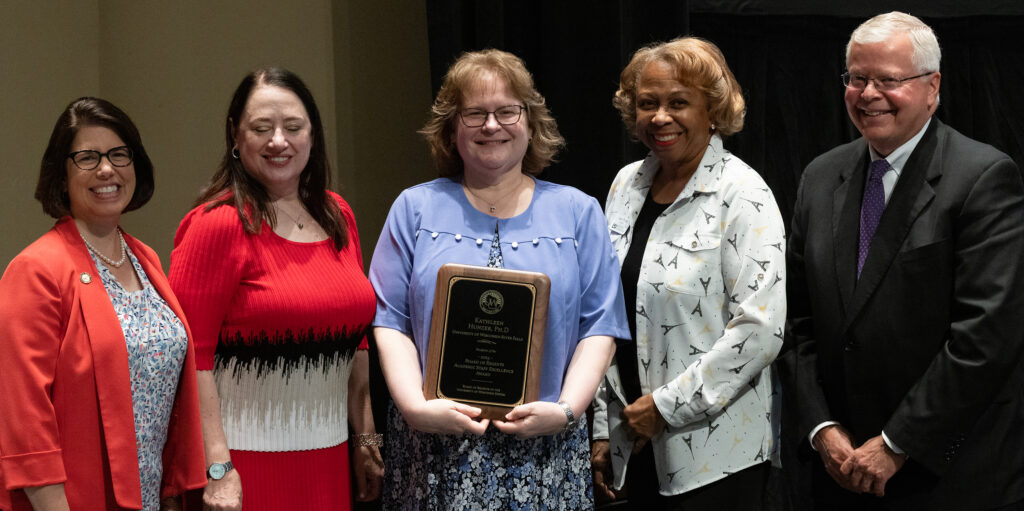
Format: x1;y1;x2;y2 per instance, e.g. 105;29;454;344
844;120;941;330
833;146;869;314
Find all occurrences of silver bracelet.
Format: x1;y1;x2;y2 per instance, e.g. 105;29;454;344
356;433;383;447
557;401;578;432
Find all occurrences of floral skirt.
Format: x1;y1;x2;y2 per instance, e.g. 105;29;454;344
382;402;593;510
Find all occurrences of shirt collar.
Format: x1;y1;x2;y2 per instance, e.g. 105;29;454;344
631;134;726;200
868;117;931;178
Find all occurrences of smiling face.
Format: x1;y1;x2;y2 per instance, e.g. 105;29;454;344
234;85;312;198
454;72;531;179
66;125;136;229
844;35;940;156
635;60;713;176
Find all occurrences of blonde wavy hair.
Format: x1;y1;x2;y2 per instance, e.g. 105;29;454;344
420;49;565;177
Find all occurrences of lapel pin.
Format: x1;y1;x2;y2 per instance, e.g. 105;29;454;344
80;273;92;284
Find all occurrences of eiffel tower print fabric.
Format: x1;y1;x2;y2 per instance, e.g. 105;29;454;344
595;135;787;495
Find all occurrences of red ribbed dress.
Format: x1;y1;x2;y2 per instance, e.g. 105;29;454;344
168;192;375;510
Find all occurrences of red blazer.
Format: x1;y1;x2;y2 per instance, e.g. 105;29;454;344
0;217;206;510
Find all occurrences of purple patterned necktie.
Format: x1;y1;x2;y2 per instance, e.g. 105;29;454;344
858;159;889;277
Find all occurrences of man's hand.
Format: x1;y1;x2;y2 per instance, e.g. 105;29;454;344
622;394;666;451
840;434;906;496
813;424;859;493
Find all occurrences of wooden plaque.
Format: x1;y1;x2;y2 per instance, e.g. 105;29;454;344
423;263;550;420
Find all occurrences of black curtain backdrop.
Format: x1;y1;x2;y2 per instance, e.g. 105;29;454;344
423;1;1024;230
424;0;691;204
690;13;1024;225
404;4;1024;509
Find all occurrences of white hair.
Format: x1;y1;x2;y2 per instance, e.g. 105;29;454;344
846;11;941;74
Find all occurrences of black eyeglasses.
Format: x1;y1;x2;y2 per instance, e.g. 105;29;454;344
67;146;134;170
842;71;934;92
458;105;526;127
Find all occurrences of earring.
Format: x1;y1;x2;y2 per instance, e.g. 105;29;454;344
710;123;717;133
231;147;240;159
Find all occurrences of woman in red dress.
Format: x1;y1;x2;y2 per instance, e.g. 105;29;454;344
169;67;383;510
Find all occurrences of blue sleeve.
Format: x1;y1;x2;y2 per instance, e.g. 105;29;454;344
369;191;417;335
575;194;630;340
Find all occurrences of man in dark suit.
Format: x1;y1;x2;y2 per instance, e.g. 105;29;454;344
781;11;1024;510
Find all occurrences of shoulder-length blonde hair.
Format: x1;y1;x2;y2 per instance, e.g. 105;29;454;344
420;49;565;177
614;37;745;138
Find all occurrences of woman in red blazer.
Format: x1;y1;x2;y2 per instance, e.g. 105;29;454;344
0;98;206;510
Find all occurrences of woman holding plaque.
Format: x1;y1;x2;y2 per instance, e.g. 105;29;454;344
369;49;629;509
591;37;786;508
169;67;383;510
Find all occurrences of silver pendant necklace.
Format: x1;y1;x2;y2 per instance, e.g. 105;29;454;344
463;174;526;215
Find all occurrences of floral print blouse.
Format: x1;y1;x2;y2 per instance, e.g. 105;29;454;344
91;245;188;510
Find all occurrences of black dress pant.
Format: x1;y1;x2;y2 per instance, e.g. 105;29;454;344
623;441;770;510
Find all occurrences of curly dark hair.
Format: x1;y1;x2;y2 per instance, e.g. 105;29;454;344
614;37;745;139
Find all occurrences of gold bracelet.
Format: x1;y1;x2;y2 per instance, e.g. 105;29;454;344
356;433;383;447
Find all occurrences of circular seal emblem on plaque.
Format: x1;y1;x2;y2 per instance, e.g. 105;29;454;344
479;289;504;314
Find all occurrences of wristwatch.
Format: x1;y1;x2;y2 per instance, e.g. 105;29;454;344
207;461;234;480
557;401;578;432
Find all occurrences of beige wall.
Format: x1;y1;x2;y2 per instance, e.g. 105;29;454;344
1;1;101;267
0;0;432;270
333;1;434;264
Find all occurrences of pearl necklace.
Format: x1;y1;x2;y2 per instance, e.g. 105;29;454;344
81;228;128;268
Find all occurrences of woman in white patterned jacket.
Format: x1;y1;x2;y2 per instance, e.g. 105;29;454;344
592;36;786;509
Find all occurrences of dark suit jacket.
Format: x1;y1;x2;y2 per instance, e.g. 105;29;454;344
780;119;1024;509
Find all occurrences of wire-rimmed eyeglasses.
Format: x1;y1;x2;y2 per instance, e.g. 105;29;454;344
842;71;934;92
67;146;134;171
458;105;526;127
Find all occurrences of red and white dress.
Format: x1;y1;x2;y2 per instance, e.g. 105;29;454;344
169;192;375;510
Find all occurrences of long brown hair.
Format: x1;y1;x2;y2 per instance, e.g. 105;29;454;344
196;67;347;250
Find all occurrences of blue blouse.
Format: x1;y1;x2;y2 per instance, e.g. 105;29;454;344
370;177;629;402
91;246;188;510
